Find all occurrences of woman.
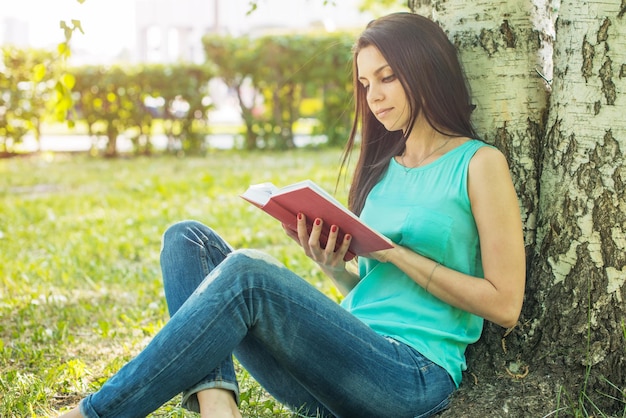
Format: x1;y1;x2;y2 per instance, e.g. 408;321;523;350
61;12;525;418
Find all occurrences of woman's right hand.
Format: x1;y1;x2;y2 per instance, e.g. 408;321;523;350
282;213;360;294
302;213;352;270
282;214;350;270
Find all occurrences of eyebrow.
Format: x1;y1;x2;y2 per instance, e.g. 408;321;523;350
358;64;391;82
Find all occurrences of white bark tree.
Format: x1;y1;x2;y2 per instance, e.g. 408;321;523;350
410;0;626;415
414;0;549;246
532;0;626;413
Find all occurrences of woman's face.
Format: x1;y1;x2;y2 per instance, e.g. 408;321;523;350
356;45;411;133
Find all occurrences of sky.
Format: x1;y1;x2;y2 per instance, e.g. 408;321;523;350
0;0;378;63
1;0;136;56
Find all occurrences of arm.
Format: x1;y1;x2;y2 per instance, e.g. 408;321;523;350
372;147;526;328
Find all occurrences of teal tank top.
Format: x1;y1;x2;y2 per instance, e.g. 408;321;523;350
341;139;488;387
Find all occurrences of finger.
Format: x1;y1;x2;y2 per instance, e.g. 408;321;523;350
308;218;324;251
336;233;352;260
296;213;313;255
325;225;339;257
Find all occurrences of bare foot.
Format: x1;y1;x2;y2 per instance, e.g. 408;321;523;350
58;407;83;418
197;388;242;418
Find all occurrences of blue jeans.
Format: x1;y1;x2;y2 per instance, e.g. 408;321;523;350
79;220;455;418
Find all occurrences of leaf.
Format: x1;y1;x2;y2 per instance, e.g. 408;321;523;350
32;64;47;82
54;80;67;96
59;20;73;42
246;1;258;15
62;73;76;90
57;42;69;57
72;19;85;35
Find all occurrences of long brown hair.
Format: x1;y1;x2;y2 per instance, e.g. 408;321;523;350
340;13;479;215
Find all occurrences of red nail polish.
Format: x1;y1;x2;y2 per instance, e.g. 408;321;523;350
345;234;352;241
315;219;322;225
297;213;303;220
331;225;338;233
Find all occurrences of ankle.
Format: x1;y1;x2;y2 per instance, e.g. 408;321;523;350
198;388;241;418
58;407;83;418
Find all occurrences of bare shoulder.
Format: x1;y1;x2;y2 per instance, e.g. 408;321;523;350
471;144;509;169
467;144;517;205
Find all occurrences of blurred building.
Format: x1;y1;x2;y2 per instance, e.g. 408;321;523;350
0;17;29;47
0;0;373;64
136;0;212;63
135;0;372;63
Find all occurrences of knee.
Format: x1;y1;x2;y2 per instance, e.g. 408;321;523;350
221;249;287;277
194;249;294;296
211;249;287;282
161;220;212;251
163;220;204;238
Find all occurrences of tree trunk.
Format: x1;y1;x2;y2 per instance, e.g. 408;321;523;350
235;83;258;150
415;0;548;381
411;0;625;415
528;0;626;413
418;0;548;249
104;122;119;158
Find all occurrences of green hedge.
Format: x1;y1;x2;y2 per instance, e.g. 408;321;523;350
0;31;356;156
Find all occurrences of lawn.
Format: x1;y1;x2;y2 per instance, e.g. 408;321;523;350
0;149;348;417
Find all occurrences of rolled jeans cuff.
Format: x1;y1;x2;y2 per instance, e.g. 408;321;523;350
181;380;240;413
79;395;101;418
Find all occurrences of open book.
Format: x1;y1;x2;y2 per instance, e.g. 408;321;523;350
241;180;393;261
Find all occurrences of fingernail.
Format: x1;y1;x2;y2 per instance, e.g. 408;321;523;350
345;234;352;241
297;213;303;220
331;225;338;233
315;219;322;225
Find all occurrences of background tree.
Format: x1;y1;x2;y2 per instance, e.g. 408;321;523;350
0;48;58;155
531;0;626;413
254;35;312;149
54;17;84;125
125;65;157;156
203;35;261;150
72;64;212;157
73;66;134;157
203;32;355;150
306;32;355;147
409;0;625;415
155;64;213;155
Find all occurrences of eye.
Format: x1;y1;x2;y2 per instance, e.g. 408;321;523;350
382;74;397;83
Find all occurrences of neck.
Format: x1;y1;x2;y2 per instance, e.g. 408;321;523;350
403;128;451;157
399;120;456;169
403;113;447;151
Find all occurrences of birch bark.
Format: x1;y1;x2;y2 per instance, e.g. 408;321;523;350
416;0;549;249
531;0;626;411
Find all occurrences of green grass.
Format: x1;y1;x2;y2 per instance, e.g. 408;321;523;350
0;149;347;417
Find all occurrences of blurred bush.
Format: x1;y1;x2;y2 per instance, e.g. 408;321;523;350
0;31;355;156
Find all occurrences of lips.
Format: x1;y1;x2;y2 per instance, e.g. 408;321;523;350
375;107;393;118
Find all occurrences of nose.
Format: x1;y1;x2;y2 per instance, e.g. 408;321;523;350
367;83;383;103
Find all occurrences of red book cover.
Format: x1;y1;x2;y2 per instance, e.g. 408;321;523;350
241;180;393;261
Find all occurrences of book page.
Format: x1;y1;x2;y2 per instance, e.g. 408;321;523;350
240;182;279;206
